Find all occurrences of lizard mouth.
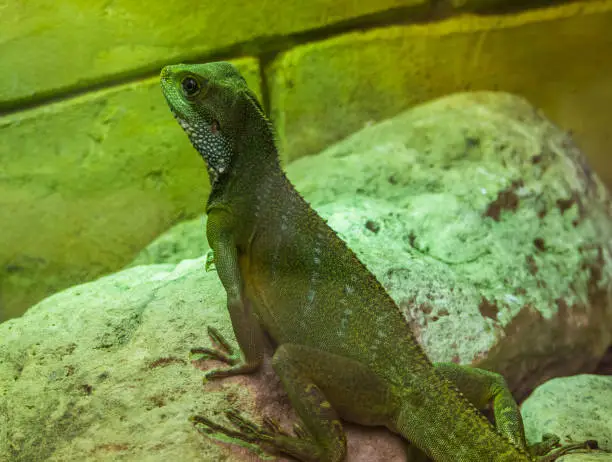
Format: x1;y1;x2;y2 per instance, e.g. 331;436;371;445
171;110;219;136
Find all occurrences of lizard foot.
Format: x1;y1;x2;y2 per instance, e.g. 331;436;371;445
190;326;259;380
529;433;560;456
538;439;599;461
191;409;310;458
190;326;238;364
191;410;273;445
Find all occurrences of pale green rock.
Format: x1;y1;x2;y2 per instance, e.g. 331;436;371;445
0;258;250;462
0;0;428;108
128;216;209;267
521;375;612;459
0;58;260;321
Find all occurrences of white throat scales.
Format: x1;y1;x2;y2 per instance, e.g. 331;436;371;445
173;112;232;183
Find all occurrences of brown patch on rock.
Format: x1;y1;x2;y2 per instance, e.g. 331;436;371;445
408;231;416;248
420;303;433;315
479;297;499;321
504;304;545;338
525;255;538;275
556;196;576;214
365;220;380;234
531;154;543;164
81;384;93;395
533;238;546;252
92;443;130;454
465;136;480;149
420;302;436;325
149;357;187;369
148;394;166;408
483;180;523;221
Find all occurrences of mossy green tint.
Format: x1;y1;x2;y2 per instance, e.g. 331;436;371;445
267;1;612;187
0;59;260;321
0;0;427;109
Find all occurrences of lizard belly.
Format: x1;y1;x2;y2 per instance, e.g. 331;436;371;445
238;253;288;344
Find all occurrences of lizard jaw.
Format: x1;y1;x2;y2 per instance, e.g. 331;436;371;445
170;111;232;182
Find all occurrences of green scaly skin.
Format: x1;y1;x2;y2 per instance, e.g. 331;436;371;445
160;62;597;462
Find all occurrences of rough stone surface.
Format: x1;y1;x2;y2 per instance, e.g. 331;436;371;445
522;375;612;458
0;258;407;462
0;59;260;322
128;216;210;268
267;0;612;188
0;0;428;108
1;91;611;462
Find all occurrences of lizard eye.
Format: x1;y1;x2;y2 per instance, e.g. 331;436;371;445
181;76;201;97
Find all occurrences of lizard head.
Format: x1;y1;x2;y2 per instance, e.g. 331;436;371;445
160;61;267;182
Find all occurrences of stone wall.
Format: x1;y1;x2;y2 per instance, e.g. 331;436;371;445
1;0;611;320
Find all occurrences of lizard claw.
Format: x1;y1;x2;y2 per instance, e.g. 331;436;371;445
204;248;216;272
190;413;261;443
190;326;239;366
539;439;601;461
263;416;290;437
191;408;320;461
207;326;235;353
190;409;303;460
529;432;562;456
293;422;309;439
224;409;275;443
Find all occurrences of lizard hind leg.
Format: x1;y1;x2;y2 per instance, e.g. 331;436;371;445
191;342;398;462
269;343;400;461
432;363;601;461
191;343;349;462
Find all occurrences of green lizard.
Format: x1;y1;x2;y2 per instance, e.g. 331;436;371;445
160;62;597;462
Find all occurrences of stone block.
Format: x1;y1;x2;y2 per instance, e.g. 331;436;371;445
0;0;428;109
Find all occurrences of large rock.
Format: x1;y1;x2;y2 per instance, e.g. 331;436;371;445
1;92;611;461
521;375;612;458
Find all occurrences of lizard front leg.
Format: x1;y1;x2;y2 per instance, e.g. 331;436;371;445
191;208;264;379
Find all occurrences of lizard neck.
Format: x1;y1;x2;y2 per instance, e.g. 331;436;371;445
207;99;283;210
